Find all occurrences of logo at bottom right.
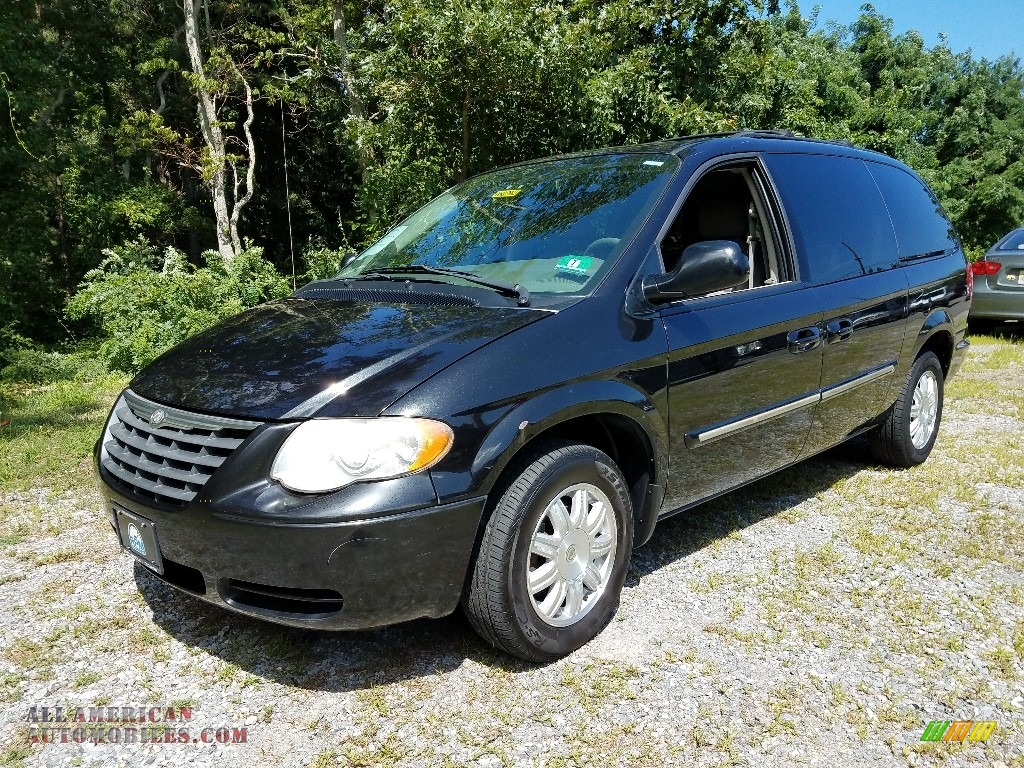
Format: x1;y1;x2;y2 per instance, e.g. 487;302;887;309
920;720;996;742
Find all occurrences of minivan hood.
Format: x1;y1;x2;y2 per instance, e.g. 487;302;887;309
129;297;547;420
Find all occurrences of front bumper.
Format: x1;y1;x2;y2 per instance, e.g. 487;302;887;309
96;446;486;630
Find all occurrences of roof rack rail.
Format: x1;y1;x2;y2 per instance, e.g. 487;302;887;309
661;129;802;143
736;129;855;147
662;129;856;149
734;129;798;139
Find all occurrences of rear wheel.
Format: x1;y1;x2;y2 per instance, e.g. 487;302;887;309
870;351;944;467
463;442;633;661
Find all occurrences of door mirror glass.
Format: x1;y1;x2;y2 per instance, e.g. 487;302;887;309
643;240;749;303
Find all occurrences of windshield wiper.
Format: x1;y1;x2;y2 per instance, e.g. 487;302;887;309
357;266;530;306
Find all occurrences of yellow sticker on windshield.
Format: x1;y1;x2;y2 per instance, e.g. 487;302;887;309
492;189;521;199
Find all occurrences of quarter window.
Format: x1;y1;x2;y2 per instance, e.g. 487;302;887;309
867;162;959;260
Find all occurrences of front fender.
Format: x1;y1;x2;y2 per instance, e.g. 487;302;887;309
471;380;668;494
425;379;668;508
429;378;669;550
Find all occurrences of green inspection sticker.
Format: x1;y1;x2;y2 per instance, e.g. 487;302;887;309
555;255;593;276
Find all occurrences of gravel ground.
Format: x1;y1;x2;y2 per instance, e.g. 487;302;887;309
2;335;1023;768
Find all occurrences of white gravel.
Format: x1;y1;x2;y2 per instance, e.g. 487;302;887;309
2;341;1023;768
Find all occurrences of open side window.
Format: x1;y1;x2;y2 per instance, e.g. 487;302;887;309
659;162;789;296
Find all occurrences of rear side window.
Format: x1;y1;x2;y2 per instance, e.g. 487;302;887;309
764;154;898;284
866;162;959;260
994;230;1024;251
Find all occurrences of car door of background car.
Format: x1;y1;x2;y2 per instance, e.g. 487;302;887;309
656;159;827;512
762;152;910;455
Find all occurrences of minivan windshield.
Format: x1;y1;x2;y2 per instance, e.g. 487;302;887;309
338;153;679;298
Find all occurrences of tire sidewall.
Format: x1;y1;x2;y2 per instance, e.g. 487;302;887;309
505;449;633;658
901;353;944;463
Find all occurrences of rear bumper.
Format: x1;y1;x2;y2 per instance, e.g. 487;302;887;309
970;286;1024;320
96;448;486;630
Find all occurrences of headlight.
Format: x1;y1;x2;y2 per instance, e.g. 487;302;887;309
270;417;454;493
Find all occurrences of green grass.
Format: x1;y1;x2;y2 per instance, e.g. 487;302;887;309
985;343;1024;368
74;670;102;688
0;524;28;547
307;750;337;768
0;373;126;494
0;746;31;767
947;332;1024;417
28;549;82;567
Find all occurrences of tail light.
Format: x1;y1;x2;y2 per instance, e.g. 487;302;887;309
971;260;1001;276
966;264;973;299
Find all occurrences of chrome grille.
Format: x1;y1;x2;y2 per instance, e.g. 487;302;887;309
100;390;261;505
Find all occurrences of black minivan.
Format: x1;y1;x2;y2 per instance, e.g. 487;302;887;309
95;131;971;661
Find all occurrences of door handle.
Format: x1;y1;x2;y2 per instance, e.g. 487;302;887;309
787;326;822;354
826;318;854;344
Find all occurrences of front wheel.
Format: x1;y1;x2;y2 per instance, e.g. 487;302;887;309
869;351;944;467
463;442;634;661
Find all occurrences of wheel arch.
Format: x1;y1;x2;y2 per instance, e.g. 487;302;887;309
470;381;668;553
913;309;955;377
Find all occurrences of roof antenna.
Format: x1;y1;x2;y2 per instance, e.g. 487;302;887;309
281;99;296;290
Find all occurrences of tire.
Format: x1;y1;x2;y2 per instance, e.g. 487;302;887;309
463;441;634;662
869;351;944;467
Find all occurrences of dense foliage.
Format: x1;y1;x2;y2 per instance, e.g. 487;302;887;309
2;0;1023;357
65;241;291;372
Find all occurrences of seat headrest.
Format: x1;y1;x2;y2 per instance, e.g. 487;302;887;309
698;202;749;241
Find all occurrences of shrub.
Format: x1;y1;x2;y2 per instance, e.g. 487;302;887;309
1;349;78;384
0;348;109;384
66;240;292;374
300;241;353;283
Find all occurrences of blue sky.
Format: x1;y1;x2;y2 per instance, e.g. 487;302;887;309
806;0;1020;61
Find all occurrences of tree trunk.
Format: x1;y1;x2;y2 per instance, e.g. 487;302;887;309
35;88;65;128
228;68;256;255
54;174;69;281
332;2;372;186
183;0;235;261
460;91;471;182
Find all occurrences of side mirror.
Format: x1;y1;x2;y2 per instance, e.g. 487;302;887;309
642;240;749;303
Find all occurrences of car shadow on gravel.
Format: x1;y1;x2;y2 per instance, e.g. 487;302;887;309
136;564;532;692
625;438;873;586
136;438;877;690
969;320;1023;340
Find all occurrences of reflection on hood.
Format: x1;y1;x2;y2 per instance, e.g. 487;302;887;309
130;297;547;420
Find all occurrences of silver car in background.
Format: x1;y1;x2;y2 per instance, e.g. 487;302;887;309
970;227;1024;332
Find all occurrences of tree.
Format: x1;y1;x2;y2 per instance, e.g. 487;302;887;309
182;0;256;261
3;0;1024;351
0;0;193;345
